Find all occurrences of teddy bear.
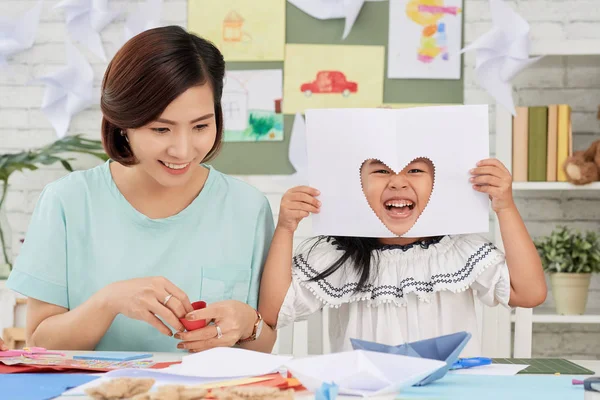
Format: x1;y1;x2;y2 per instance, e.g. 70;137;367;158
563;139;600;185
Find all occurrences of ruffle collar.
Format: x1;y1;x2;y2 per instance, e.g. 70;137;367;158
291;234;504;308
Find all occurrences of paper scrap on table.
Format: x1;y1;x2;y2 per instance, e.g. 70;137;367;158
178;347;292;378
450;363;529;376
188;0;285;61
35;40;96;138
288;0;365;40
283;44;385;114
1;373;99;400
123;0;163;43
460;0;542;115
388;0;463;80
0;0;43;67
54;0;120;61
305;105;490;238
285;350;446;397
222;69;283;142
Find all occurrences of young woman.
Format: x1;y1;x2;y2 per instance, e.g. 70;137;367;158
7;26;276;353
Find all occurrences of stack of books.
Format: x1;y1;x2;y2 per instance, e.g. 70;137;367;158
511;105;572;182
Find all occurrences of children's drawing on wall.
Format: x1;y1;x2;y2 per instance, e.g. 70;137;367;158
301;70;358;98
388;0;463;79
283;44;385;114
187;0;285;61
222;69;284;142
222;10;251;43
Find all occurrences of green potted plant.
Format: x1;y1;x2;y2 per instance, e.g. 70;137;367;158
0;135;107;277
535;226;600;315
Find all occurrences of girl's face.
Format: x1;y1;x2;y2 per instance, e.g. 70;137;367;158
360;158;434;237
125;84;217;188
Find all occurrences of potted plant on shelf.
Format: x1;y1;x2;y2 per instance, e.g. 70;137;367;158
535;226;600;315
0;135;107;278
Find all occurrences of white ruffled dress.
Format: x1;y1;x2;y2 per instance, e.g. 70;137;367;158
276;234;511;357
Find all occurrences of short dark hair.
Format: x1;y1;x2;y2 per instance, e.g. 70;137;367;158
100;25;225;165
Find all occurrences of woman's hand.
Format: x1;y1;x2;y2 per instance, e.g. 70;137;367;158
174;300;257;353
103;277;194;337
470;158;516;214
277;186;320;233
0;337;7;351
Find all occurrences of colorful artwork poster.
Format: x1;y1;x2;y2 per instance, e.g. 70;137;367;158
388;0;463;79
187;0;285;61
283;44;385;114
222;69;284;142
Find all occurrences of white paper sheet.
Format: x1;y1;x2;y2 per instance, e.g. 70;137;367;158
305;105;490;238
450;363;529;376
123;0;163;43
35;41;96;138
178;347;292;378
387;0;463;79
54;0;120;61
288;0;366;39
222;69;283;141
460;0;541;115
285;350;446;397
0;0;43;67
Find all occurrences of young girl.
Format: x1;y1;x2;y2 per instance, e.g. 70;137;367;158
259;157;547;356
7;26;275;353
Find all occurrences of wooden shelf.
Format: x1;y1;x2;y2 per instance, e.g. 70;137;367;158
531;39;600;56
513;182;600;190
511;313;600;324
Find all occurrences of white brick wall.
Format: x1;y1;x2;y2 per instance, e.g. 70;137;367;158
1;0;600;358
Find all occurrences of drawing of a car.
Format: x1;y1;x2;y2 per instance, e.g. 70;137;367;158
300;71;358;97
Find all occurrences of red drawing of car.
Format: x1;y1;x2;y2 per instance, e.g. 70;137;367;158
300;71;358;97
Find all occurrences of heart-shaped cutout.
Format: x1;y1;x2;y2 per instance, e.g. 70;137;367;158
360;157;435;237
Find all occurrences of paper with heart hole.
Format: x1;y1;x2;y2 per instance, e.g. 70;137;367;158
305;105;490;238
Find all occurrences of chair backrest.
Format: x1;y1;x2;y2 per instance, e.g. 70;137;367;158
272;308;330;356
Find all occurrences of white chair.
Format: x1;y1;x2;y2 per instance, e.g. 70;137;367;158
275;303;532;358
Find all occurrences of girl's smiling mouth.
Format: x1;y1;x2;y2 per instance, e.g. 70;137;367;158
383;197;416;219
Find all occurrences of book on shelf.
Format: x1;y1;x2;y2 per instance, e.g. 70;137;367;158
511;104;572;182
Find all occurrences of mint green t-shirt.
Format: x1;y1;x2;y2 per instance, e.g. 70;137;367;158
7;161;275;352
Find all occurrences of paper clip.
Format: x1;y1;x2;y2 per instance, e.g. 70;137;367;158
450;357;492;370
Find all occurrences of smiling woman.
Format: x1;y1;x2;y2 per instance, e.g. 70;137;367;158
6;26;277;354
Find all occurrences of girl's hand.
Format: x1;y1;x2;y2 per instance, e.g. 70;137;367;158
0;337;7;351
277;186;321;233
175;300;257;352
470;158;516;213
103;277;194;337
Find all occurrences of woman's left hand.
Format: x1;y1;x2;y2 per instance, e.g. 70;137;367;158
470;158;516;213
174;300;256;352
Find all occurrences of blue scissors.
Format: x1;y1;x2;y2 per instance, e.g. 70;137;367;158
450;357;493;370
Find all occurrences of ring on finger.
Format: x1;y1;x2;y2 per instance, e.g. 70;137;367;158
163;293;173;306
215;324;223;339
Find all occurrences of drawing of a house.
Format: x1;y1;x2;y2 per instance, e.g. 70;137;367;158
222;75;248;131
223;10;244;42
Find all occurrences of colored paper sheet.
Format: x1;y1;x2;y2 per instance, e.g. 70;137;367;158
0;373;99;400
283;44;385;114
187;0;285;61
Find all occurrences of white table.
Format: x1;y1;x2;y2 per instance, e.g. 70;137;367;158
43;352;597;399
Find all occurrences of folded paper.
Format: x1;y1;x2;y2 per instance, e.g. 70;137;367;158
350;331;472;386
285;350;446;397
55;0;120;61
35;41;96;138
460;0;542;115
123;0;163;43
288;0;366;40
0;0;43;67
304;105;490;238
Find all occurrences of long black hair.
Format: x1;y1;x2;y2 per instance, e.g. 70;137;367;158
304;235;444;293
